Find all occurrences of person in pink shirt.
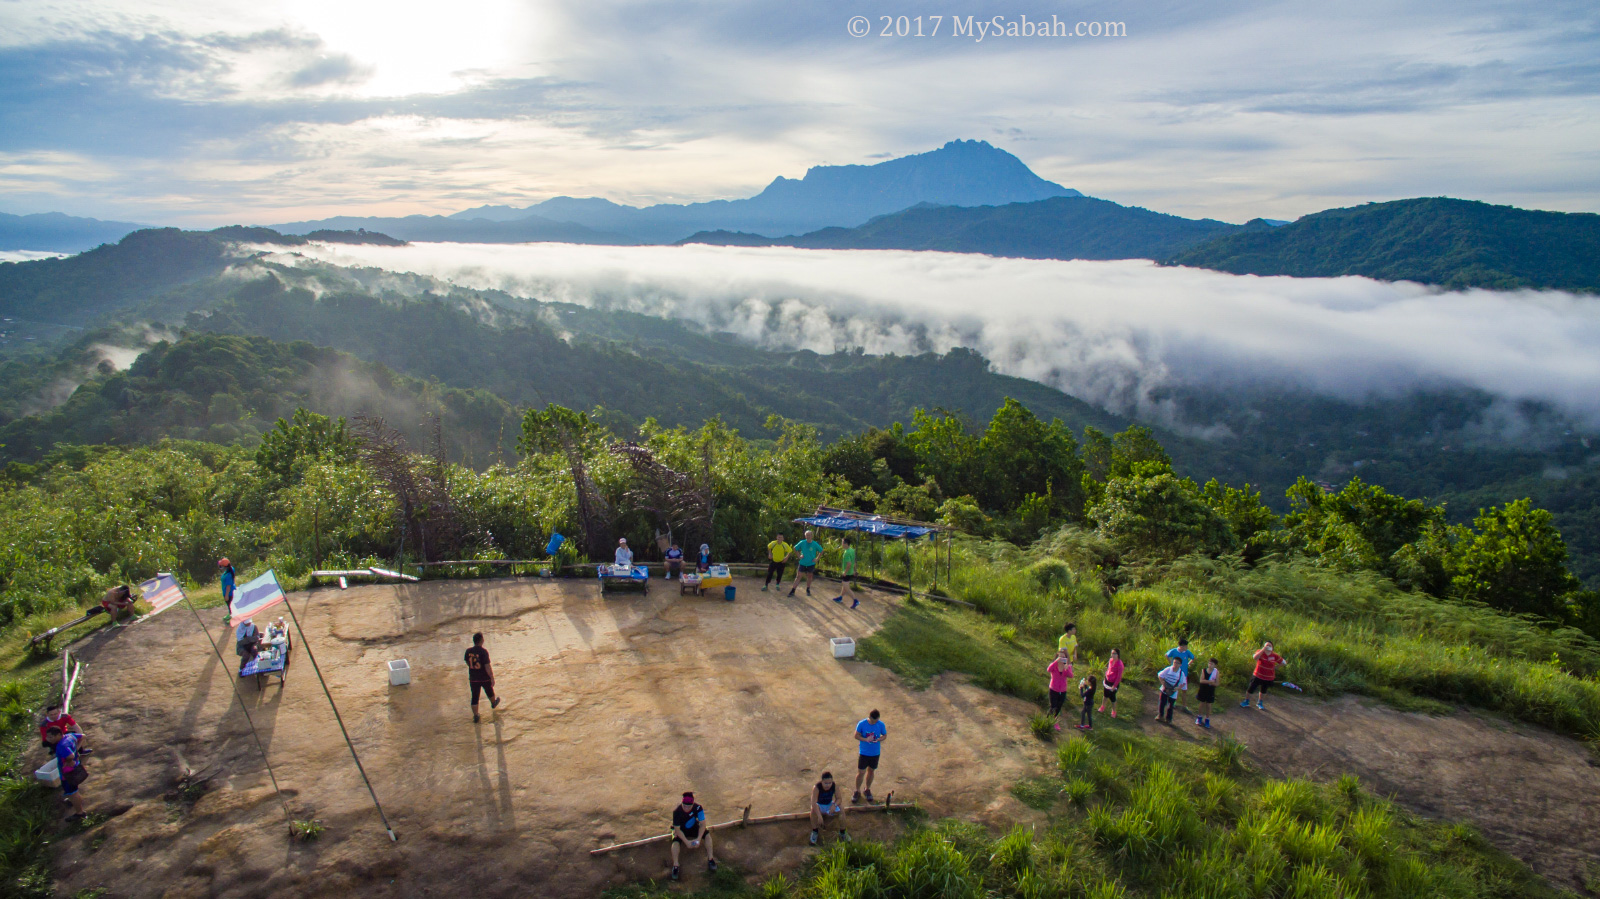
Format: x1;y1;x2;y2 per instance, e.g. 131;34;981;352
1098;648;1124;718
1046;648;1073;732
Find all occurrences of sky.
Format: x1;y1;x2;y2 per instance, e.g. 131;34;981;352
1;0;1598;225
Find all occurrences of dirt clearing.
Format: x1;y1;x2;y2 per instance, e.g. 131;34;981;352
51;578;1049;898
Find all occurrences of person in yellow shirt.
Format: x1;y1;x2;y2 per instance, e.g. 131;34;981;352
1058;622;1078;664
763;532;793;592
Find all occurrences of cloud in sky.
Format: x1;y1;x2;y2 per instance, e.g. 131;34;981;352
277;241;1600;429
0;0;1598;223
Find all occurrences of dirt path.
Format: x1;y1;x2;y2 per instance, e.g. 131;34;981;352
1127;689;1600;891
50;578;1049;898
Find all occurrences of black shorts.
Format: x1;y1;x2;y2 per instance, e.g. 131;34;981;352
1247;676;1274;694
857;753;880;770
470;681;495;704
1196;684;1217;703
1048;689;1068;714
673;826;702;845
1103;683;1119;700
798;563;816;574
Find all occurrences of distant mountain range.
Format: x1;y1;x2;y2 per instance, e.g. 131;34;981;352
280;140;1079;244
0;211;149;253
678;196;1243;260
1171;197;1600;292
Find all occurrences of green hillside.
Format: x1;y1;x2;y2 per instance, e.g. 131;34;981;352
681;195;1240;260
1170;198;1600;291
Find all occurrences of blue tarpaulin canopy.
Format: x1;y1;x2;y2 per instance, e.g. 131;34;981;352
792;515;936;540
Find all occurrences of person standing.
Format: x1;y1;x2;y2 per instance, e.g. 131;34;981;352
1078;674;1098;730
832;537;860;609
1156;657;1183;724
1046;649;1072;732
1195;658;1220;728
1099;648;1124;718
1165;638;1196;712
669;791;717;881
1242;641;1286;710
852;709;886;803
665;543;684;579
808;771;849;845
614;538;634;567
464;632;502;723
1058;622;1079;665
218;558;237;625
788;530;824;597
44;726;87;821
763;532;792;592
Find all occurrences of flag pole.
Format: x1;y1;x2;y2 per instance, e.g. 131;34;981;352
180;590;292;823
281;591;398;841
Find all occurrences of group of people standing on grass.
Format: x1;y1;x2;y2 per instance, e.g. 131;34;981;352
1044;623;1289;732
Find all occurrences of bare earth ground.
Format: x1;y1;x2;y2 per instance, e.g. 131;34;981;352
1130;690;1600;891
50;578;1050;898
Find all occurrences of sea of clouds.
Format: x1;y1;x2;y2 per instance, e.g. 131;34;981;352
281;242;1600;430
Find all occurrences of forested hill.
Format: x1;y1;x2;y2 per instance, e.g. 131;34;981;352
679;196;1240;260
1170;197;1600;291
0;226;401;325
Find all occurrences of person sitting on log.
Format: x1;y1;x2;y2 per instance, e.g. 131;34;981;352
808;770;850;845
670;791;717;881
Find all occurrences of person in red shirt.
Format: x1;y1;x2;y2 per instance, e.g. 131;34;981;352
39;703;82;748
1242;641;1286;710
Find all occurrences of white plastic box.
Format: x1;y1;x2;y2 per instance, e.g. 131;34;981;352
35;758;60;787
831;637;856;659
387;659;411;686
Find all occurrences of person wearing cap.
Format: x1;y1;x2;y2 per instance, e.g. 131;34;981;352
669;791;717;880
696;544;712;573
615;538;633;567
235;618;261;674
218;558;237;625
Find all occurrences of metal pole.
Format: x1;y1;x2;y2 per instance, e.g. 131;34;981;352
281;594;399;841
183;597;292;823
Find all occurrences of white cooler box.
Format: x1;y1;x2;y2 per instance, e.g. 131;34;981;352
831;637;856;659
388;659;411;686
35;758;60;787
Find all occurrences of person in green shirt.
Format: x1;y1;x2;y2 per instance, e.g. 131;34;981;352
788;530;825;597
1058;622;1078;664
831;537;860;609
763;532;793;591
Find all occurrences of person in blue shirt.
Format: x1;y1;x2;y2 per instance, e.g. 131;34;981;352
1165;637;1197;712
218;558;237;626
852;709;887;803
788;530;825;598
669;791;716;880
44;725;87;820
696;544;712;573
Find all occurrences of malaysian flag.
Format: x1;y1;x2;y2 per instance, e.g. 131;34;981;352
139;572;186;618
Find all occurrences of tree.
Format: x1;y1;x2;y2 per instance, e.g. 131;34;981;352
1089;470;1236;562
905;408;982;500
1285;476;1442;577
1451;499;1582;620
1199;479;1283;562
1109;425;1172;478
254;407;352;487
977;398;1086;521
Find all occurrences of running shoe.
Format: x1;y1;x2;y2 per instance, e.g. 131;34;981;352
863;790;875;802
490;696;501;709
850;599;859;609
833;596;843;603
851;791;862;803
839;830;850;842
670;866;680;882
1240;700;1250;708
1256;703;1265;710
810;829;819;845
708;860;718;873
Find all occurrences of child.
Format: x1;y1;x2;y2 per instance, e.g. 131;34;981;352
1156;657;1182;724
1078;675;1097;730
1046;649;1073;732
1098;648;1123;718
1195;658;1220;728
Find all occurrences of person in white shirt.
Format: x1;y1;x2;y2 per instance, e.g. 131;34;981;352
615;538;633;566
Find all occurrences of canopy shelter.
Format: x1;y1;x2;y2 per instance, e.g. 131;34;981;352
791;506;948;595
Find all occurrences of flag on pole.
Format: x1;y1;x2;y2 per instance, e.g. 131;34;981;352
138;572;186;618
230;570;287;627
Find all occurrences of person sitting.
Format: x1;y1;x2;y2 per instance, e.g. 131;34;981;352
808;771;849;845
664;543;684;579
669;791;717;881
266;617;288;644
236;619;262;674
39;703;83;749
44;726;88;821
614;538;634;567
102;584;137;626
697;544;712;573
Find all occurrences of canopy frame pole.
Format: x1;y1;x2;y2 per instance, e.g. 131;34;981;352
282;594;399;841
182;594;292;823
